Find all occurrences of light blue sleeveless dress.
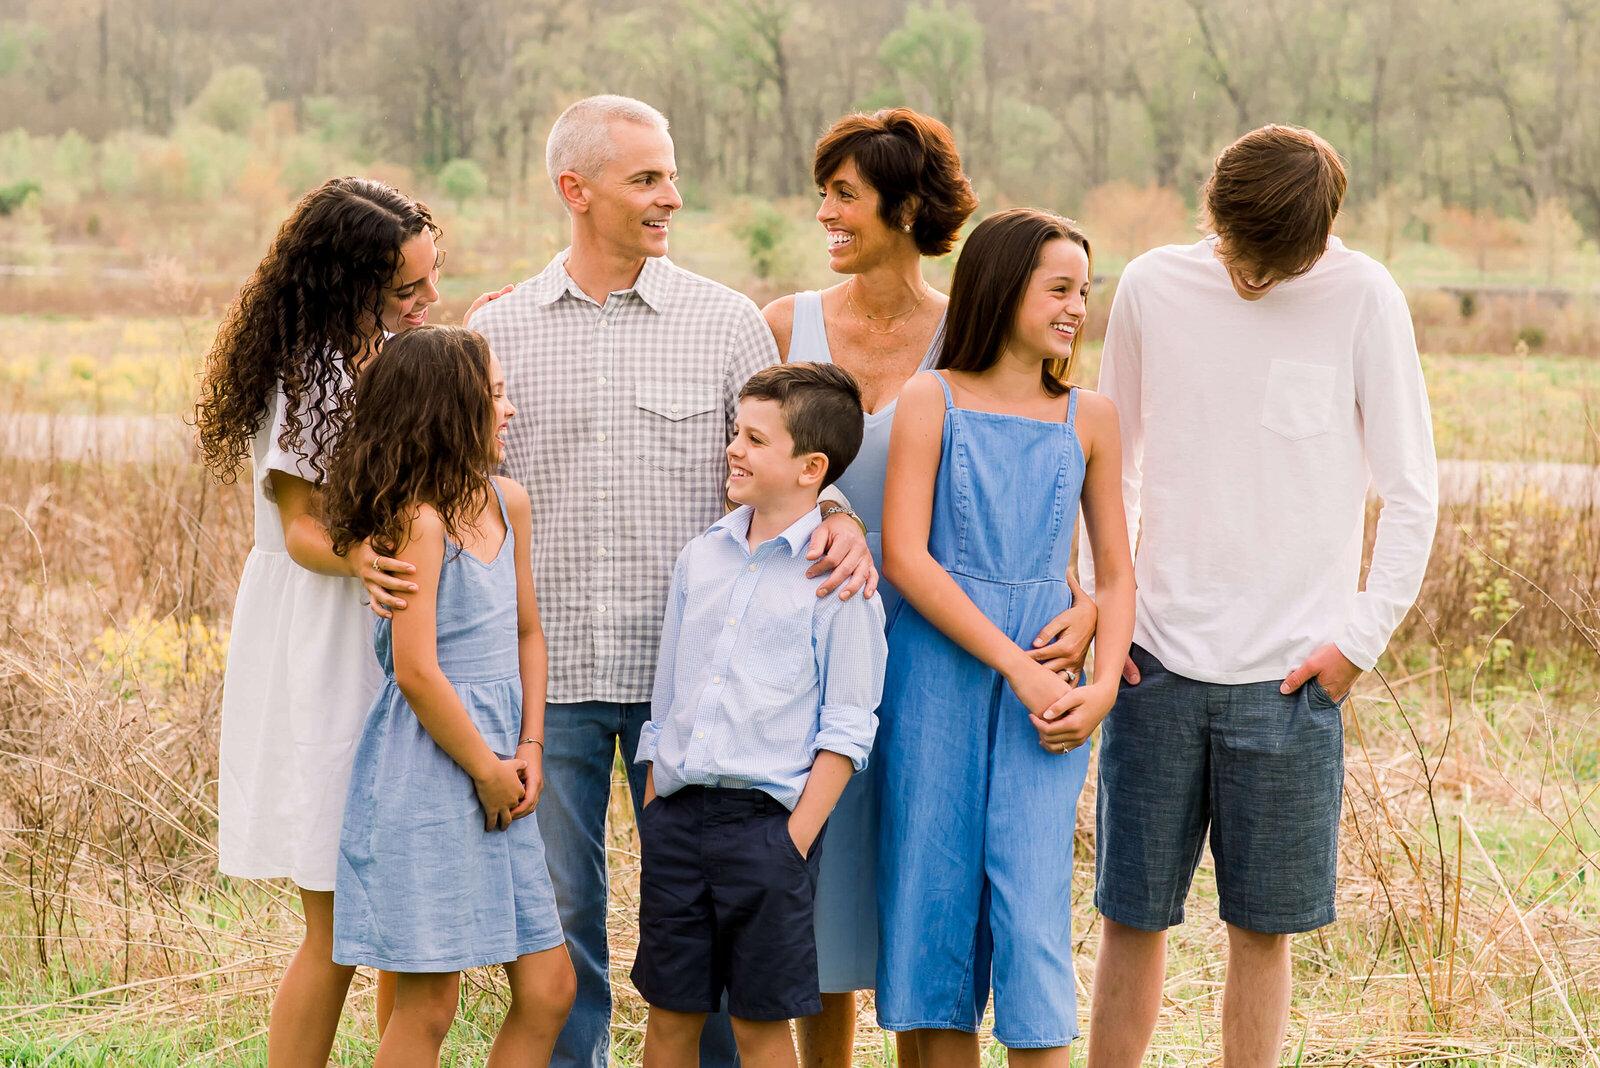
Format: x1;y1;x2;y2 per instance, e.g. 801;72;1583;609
875;372;1090;1047
786;289;941;992
333;482;565;971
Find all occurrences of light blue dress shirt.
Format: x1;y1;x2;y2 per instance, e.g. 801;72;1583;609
637;505;887;810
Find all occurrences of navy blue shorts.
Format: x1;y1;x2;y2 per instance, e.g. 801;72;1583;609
1094;643;1346;935
632;786;826;1021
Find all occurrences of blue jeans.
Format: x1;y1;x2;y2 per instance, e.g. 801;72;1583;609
538;700;738;1068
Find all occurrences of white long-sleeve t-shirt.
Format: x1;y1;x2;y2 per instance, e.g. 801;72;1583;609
1085;236;1438;684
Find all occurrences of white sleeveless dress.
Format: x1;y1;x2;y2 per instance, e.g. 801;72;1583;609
216;385;383;892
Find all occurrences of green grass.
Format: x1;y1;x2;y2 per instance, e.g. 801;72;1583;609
1423;353;1600;463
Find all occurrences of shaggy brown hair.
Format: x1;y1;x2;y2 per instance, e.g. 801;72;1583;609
323;326;496;559
939;208;1092;396
738;362;864;489
813;107;978;256
1201;124;1347;280
193;176;440;484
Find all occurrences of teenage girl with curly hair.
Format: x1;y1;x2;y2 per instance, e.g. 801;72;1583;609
195;176;506;1065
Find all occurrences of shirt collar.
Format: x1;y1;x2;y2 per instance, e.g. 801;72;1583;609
711;505;823;557
531;248;672;312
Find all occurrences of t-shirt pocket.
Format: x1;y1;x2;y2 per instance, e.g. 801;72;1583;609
635;383;720;472
1260;360;1336;441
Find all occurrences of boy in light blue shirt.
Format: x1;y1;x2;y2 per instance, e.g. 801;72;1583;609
632;362;887;1065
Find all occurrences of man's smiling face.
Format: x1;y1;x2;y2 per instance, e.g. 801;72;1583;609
584;120;683;263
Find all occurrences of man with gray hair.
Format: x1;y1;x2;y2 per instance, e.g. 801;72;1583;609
469;94;876;1068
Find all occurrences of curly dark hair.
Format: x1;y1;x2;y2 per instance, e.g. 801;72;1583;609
193;176;440;484
813;107;978;256
323;326;497;560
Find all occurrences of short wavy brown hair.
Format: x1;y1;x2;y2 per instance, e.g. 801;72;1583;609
813;107;977;256
323;326;496;559
1202;124;1347;279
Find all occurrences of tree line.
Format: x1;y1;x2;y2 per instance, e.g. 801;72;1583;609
3;0;1600;238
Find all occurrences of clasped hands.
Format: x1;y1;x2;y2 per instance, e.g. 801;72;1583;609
472;745;545;831
1008;595;1111;753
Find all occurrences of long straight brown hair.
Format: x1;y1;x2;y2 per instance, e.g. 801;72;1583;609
937;208;1092;396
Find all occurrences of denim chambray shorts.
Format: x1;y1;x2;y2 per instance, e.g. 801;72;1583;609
1094;643;1345;935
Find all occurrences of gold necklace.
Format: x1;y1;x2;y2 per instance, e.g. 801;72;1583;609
846;276;929;336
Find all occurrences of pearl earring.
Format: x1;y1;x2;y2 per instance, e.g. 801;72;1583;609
902;224;911;232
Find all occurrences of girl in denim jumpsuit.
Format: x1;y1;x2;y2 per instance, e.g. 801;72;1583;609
877;209;1136;1066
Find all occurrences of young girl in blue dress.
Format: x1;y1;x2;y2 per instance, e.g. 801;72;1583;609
323;325;575;1063
877;208;1136;1067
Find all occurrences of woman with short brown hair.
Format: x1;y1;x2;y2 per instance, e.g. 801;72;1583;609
763;109;1096;1068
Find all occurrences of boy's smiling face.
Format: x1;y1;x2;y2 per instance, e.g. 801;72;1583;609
726;397;827;511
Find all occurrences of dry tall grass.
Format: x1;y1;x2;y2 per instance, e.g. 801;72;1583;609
1;417;1598;1062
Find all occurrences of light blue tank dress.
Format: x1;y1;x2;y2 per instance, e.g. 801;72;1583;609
875;372;1090;1048
786;289;941;992
334;482;565;971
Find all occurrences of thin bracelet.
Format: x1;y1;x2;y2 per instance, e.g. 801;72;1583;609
519;738;544;750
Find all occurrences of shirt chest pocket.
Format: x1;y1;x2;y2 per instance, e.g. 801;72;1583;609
742;611;815;692
1260;360;1337;441
635;383;721;472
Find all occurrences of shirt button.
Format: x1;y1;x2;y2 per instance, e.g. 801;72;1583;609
598;375;607;385
596;604;607;613
598;547;607;558
747;563;757;572
597;490;607;500
597;431;608;443
598;320;609;330
712;675;722;685
696;731;705;740
727;617;737;627
670;405;680;414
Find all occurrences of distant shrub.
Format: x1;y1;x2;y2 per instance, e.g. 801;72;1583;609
1437;206;1521;277
187;64;268;134
731;200;793;281
439;158;488;208
0;179;40;214
1080;181;1192;266
1517;325;1547;350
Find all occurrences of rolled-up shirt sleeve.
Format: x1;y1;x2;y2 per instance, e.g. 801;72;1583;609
810;594;887;772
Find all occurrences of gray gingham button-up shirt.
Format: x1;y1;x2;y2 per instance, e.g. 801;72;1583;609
471;251;778;703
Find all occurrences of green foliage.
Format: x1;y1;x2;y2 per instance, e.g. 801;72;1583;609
439;157;489;208
878;0;983;125
0;21;43;78
185;64;267;135
730;199;797;281
0;178;39;214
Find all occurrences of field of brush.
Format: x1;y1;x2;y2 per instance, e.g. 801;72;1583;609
1;275;1599;1063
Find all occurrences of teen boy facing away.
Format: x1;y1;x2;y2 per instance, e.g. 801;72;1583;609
1084;126;1438;1068
633;363;887;1068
